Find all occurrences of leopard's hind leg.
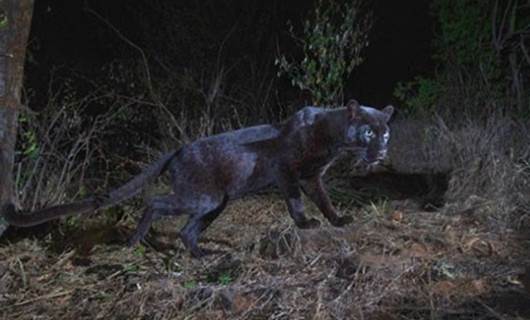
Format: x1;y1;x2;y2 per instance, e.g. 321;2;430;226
179;194;228;258
128;195;182;246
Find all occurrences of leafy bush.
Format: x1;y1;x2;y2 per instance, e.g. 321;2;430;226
394;77;443;114
276;0;372;105
395;0;529;115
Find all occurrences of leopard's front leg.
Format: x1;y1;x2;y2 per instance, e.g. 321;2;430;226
301;175;353;227
276;165;320;229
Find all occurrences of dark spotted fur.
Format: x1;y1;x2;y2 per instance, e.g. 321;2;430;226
2;99;394;257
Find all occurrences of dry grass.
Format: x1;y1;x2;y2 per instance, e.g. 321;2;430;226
388;113;530;229
3;105;530;319
1;191;530;320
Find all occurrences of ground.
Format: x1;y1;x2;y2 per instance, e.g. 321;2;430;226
1;175;530;320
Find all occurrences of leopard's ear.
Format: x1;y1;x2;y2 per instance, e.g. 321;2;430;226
381;105;394;122
346;99;360;121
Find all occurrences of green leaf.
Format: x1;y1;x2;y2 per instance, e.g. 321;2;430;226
0;14;7;29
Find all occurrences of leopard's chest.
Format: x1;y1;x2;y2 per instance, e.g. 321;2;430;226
294;147;339;178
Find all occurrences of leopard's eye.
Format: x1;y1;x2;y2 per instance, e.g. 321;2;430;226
364;128;375;139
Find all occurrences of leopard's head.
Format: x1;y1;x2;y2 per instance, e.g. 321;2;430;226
342;99;394;165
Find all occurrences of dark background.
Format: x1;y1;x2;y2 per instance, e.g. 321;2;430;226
26;0;433;109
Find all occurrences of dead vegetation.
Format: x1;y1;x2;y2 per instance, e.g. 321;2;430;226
6;2;528;317
3;104;530;319
388;113;530;229
6;66;530;319
1;189;530;319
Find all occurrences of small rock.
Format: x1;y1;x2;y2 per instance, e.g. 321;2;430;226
390;210;403;222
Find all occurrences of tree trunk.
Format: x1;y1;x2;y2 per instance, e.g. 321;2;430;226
0;0;34;236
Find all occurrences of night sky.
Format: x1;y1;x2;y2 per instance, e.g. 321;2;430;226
26;0;434;108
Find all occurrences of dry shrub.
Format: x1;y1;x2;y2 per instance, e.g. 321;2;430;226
15;75;130;211
434;116;528;221
389;112;530;227
388;117;450;174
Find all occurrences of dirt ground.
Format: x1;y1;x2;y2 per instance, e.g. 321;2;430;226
1;177;530;319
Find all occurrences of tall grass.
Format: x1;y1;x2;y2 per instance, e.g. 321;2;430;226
388;111;530;227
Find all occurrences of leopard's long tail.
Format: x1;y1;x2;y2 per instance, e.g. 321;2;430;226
1;150;179;227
